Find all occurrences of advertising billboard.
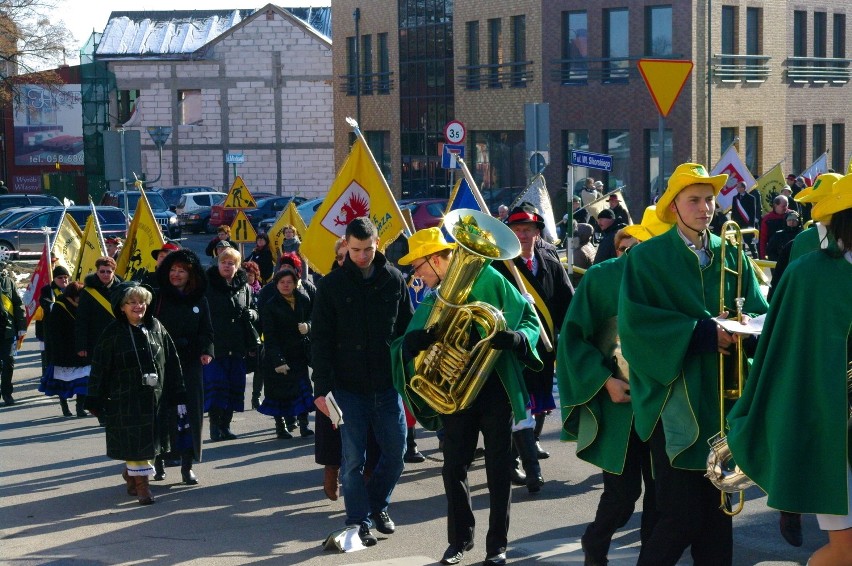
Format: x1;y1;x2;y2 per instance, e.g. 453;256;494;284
12;84;83;167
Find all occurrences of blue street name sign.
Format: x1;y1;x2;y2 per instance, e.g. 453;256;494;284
570;149;613;172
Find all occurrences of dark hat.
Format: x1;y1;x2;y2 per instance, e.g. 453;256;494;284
597;209;616;220
786;174;797;180
151;241;180;260
105;236;122;245
785;210;801;221
52;265;70;278
607;193;620;200
506;202;545;229
216;240;232;250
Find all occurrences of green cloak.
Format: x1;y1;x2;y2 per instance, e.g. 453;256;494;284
727;251;852;515
619;228;769;470
391;264;542;432
789;223;832;261
557;255;634;473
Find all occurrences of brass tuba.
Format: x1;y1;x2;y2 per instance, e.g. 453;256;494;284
408;208;521;414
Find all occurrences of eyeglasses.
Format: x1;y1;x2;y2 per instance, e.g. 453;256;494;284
98;270;113;275
617;246;630;252
411;259;429;272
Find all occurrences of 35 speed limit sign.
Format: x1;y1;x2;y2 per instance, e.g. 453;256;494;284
444;120;466;144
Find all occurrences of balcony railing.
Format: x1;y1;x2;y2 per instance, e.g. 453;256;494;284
456;60;534;89
785;56;851;84
711;54;771;83
338;71;395;95
550;55;687;84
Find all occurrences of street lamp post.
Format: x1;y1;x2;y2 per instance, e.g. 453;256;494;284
146;126;172;186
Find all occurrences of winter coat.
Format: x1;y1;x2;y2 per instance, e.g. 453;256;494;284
36;282;62;341
75;272;123;360
245;245;274;283
0;271;24;341
257;277;316;310
205;265;258;357
261;290;312;401
311;252;413;397
45;296;88;368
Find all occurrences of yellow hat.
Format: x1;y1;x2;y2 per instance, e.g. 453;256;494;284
795;173;842;204
811;173;852;224
656;163;728;224
398;227;456;265
623;206;673;242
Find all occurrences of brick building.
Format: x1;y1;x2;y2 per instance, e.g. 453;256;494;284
333;0;850;217
93;5;334;198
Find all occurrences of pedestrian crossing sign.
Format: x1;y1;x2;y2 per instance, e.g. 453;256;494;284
230;210;257;243
223;176;257;209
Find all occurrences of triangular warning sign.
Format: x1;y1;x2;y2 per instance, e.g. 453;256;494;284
637;59;694;118
229;210;258;243
223;176;257;209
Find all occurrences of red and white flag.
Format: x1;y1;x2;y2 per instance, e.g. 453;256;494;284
710;145;757;212
20;244;52;343
800;152;829;186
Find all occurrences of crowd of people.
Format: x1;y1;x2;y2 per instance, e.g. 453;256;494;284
4;163;850;565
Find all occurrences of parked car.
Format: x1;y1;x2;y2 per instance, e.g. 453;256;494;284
0;194;63;212
243;196;306;229
0;207;44;228
208;192;277;229
176;192;226;234
399;198;448;230
151;186;220;210
258;196;325;233
0;206;127;260
100;190;181;239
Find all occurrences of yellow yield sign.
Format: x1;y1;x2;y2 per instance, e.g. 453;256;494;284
230;210;257;243
637;59;694;117
224;176;257;209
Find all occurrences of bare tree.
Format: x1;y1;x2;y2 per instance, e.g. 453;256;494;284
0;0;74;105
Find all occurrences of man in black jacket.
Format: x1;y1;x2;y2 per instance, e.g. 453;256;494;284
0;264;25;406
312;217;413;547
730;181;761;256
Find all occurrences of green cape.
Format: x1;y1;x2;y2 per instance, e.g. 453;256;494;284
391;265;542;431
557;255;634;473
789;223;832;262
618;228;769;470
727;251;852;515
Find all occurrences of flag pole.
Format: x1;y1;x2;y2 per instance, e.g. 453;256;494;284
457;157;553;352
88;196;107;256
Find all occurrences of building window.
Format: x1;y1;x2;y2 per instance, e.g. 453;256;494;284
646;5;673;57
511;15;526;88
646;128;673;197
488;18;502;88
362;35;373;95
792;125;806;174
378;33;390;94
563;129;590;193
746;8;761;55
745;126;760;175
793;11;807;58
721;127;738;154
117;89;140;124
814;12;827;68
469;130;526;209
346;36;357;95
366;130;392;181
604;9;629;82
562;11;588;83
813;124;826;159
721;6;737;68
834;14;846;59
466;21;480;89
178;90;202;125
605;130;630;190
831;123;846;172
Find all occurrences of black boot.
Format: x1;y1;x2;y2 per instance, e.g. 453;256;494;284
209;409;223;442
510;440;527;486
534;413;550;459
513;428;543;493
285;416;297;432
403;426;425;463
251;393;260;410
59;397;72;417
298;412;314;437
181;454;198;485
275;416;292;439
220;410;237;440
153;455;166;481
75;394;89;417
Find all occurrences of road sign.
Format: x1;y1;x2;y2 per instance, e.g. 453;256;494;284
225;152;245;164
441;143;465;169
637;59;694;117
529;152;548;175
571;149;613;172
230;210;257;243
223;176;257;209
444;120;466;144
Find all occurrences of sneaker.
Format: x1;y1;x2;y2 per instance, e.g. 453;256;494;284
370;510;395;534
441;542;474;565
358;522;377;546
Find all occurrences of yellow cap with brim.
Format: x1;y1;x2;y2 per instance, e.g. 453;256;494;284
796;173;842;204
811;173;852;224
656;163;728;224
398;227;456;265
623;205;673;242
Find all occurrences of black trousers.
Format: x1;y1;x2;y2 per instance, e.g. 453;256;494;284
0;337;15;396
637;424;732;566
582;427;658;561
442;375;513;557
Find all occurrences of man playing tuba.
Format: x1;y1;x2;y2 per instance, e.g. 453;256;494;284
391;223;541;566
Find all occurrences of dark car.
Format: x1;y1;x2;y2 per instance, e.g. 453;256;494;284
0;206;127;260
208;192;278;229
100;191;181;239
399;198;448;230
243;196;307;229
0;194;63;212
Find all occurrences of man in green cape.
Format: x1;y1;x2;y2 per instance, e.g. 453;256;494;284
618;163;769;565
390;224;541;566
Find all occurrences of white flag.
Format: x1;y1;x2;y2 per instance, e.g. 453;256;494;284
511;174;558;243
800;152;828;186
710;145;757;212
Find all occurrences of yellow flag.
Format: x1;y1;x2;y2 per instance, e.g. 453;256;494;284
51;211;83;275
267;201;308;256
846;154;852;175
753;162;787;214
301;138;406;275
73;214;106;282
116;190;166;280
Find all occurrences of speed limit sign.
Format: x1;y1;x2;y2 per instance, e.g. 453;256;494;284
444;120;466;144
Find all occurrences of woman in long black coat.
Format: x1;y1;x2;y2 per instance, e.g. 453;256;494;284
257;267;314;438
152;250;214;485
86;282;184;505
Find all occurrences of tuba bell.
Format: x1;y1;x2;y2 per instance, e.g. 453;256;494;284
408;208;521;414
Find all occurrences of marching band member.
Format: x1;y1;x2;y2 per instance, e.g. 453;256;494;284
727;173;852;566
391;225;541;566
557;206;671;565
618;163;769;565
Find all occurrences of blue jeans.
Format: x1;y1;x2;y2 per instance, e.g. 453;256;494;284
335;387;406;527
